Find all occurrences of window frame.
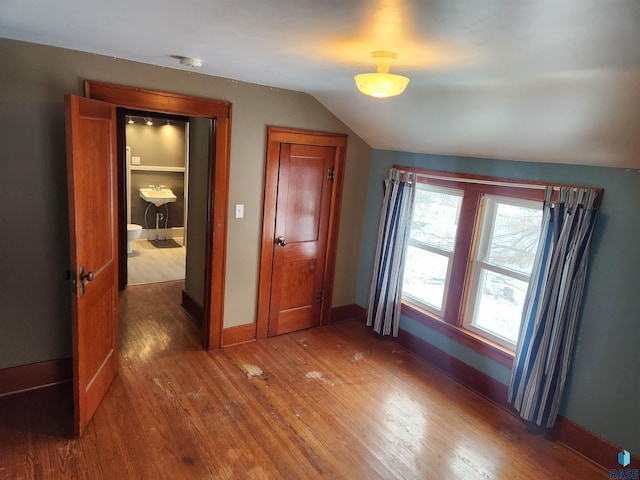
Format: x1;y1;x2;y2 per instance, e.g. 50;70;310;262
462;194;544;350
398;167;551;367
402;183;465;318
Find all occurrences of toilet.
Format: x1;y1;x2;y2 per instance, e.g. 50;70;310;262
127;224;143;255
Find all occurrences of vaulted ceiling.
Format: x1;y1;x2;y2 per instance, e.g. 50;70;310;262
2;0;639;168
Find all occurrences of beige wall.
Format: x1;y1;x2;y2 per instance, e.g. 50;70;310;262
0;38;372;368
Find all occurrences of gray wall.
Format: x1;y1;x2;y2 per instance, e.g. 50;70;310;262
125;121;186;168
126;121;187;228
184;117;212;307
0;38;372;368
356;149;640;456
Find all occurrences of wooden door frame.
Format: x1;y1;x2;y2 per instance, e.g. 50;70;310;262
256;126;347;340
85;81;231;350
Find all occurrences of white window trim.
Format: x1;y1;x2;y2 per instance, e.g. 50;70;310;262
401;183;463;318
462;195;543;350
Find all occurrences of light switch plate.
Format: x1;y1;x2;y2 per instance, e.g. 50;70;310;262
131;156;141;165
235;204;244;218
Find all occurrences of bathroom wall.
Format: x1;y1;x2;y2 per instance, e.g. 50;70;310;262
125;120;186;168
126;120;187;230
0;38;372;368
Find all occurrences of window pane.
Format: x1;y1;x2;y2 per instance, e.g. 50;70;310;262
473;269;528;344
486;202;542;275
409;187;462;251
403;246;449;311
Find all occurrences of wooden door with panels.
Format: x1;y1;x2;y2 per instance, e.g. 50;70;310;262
65;94;119;436
257;127;347;339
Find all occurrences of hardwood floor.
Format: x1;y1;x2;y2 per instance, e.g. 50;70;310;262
0;281;604;479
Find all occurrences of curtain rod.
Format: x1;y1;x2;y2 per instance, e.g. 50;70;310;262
393;166;601;194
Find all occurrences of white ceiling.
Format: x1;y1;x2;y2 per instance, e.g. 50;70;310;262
2;0;640;168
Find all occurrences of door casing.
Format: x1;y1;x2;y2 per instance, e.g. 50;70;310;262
85;81;231;350
256;126;347;339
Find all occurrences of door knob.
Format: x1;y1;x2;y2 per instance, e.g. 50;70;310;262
277;236;287;247
79;266;94;296
80;268;94;282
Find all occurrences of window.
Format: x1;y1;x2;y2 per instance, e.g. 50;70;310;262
400;169;546;362
402;184;463;316
463;196;543;349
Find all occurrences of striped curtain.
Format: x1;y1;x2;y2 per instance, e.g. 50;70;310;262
508;186;600;428
367;168;415;336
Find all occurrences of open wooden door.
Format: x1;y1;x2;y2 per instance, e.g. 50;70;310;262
65;95;119;436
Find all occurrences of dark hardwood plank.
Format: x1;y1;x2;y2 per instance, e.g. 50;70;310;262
0;281;605;479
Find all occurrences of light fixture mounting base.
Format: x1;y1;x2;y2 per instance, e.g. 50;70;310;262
179;57;202;68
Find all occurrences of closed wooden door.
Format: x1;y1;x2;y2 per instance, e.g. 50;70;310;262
267;144;336;336
65;94;119;436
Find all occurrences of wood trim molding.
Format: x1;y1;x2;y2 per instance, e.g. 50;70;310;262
331;304;367;324
267;126;348;147
321;143;347;328
256;126;348;340
85;81;231;118
84;81;231;350
550;417;639;470
222;323;257;347
0;358;72;397
181;289;203;324
401;303;515;368
203;115;231;350
394;327;635;471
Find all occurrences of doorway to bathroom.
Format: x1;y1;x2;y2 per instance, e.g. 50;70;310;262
123;110;189;287
68;81;230;434
119;108;213;328
85;80;231;351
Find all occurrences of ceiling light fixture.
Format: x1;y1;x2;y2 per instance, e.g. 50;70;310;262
145;117;153;126
127;116;134;124
354;51;409;99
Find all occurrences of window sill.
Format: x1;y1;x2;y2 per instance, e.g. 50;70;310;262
400;302;515;368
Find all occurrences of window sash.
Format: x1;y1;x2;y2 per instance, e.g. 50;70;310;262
475;195;543;274
462;195;542;350
462;265;529;349
402;183;463;317
402;243;454;316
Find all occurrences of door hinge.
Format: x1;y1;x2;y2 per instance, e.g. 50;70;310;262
316;291;324;303
327;169;335;181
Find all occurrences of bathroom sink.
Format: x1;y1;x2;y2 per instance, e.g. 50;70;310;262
139;188;177;206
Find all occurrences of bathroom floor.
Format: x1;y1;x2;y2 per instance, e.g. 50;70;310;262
127;237;186;285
